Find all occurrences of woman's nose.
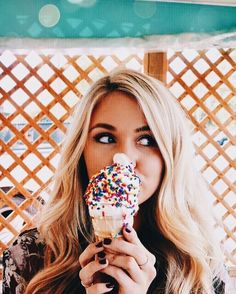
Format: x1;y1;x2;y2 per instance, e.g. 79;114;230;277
115;143;138;168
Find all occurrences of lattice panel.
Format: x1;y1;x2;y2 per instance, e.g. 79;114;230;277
0;50;144;254
167;48;236;266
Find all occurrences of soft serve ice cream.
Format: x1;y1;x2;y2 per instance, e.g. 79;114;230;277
84;153;141;240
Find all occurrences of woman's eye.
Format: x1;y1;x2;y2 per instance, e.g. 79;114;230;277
137;135;157;147
94;134;115;144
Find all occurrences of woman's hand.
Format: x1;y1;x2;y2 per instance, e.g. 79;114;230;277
79;241;115;293
100;226;157;294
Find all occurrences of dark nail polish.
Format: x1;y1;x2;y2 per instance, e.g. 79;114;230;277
106;283;114;288
95;241;103;248
125;227;131;233
97;251;106;258
103;238;112;245
99;258;107;264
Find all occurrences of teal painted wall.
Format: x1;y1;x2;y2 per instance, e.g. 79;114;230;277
0;0;236;38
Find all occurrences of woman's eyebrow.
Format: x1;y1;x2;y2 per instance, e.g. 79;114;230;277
135;125;150;133
89;123;116;132
89;123;150;133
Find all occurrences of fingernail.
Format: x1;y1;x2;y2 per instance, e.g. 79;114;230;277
103;238;112;245
125;227;131;233
97;251;106;258
106;283;114;288
95;241;103;248
99;258;107;264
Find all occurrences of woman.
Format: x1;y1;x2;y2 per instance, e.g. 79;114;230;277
2;69;226;293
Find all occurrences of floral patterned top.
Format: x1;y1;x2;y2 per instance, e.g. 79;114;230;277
2;228;88;294
2;228;226;294
2;229;45;294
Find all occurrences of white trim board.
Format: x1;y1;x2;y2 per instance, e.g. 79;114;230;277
1;31;236;53
138;0;236;7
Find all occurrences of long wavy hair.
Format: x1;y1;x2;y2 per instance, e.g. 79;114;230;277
26;69;223;294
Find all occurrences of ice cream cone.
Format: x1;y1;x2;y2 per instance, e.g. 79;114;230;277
91;215;128;241
84;153;141;240
90;203;134;241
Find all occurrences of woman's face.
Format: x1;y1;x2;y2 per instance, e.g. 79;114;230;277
83;91;164;205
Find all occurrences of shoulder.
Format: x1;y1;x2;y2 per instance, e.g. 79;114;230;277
3;228;46;293
12;227;45;248
4;228;45;259
4;227;45;269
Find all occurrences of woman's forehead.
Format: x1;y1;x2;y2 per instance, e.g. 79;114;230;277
89;91;147;129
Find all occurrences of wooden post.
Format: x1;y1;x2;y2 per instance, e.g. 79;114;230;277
144;52;167;84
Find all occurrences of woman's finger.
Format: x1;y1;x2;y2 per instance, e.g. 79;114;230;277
101;264;133;288
107;254;142;283
103;237;150;268
79;241;104;268
86;282;115;294
123;226;143;246
79;258;108;284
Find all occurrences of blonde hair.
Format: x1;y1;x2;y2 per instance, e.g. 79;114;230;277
26;69;223;294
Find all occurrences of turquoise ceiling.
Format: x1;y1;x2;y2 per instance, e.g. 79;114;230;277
0;0;236;38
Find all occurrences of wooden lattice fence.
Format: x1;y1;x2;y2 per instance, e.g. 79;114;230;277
166;48;236;267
